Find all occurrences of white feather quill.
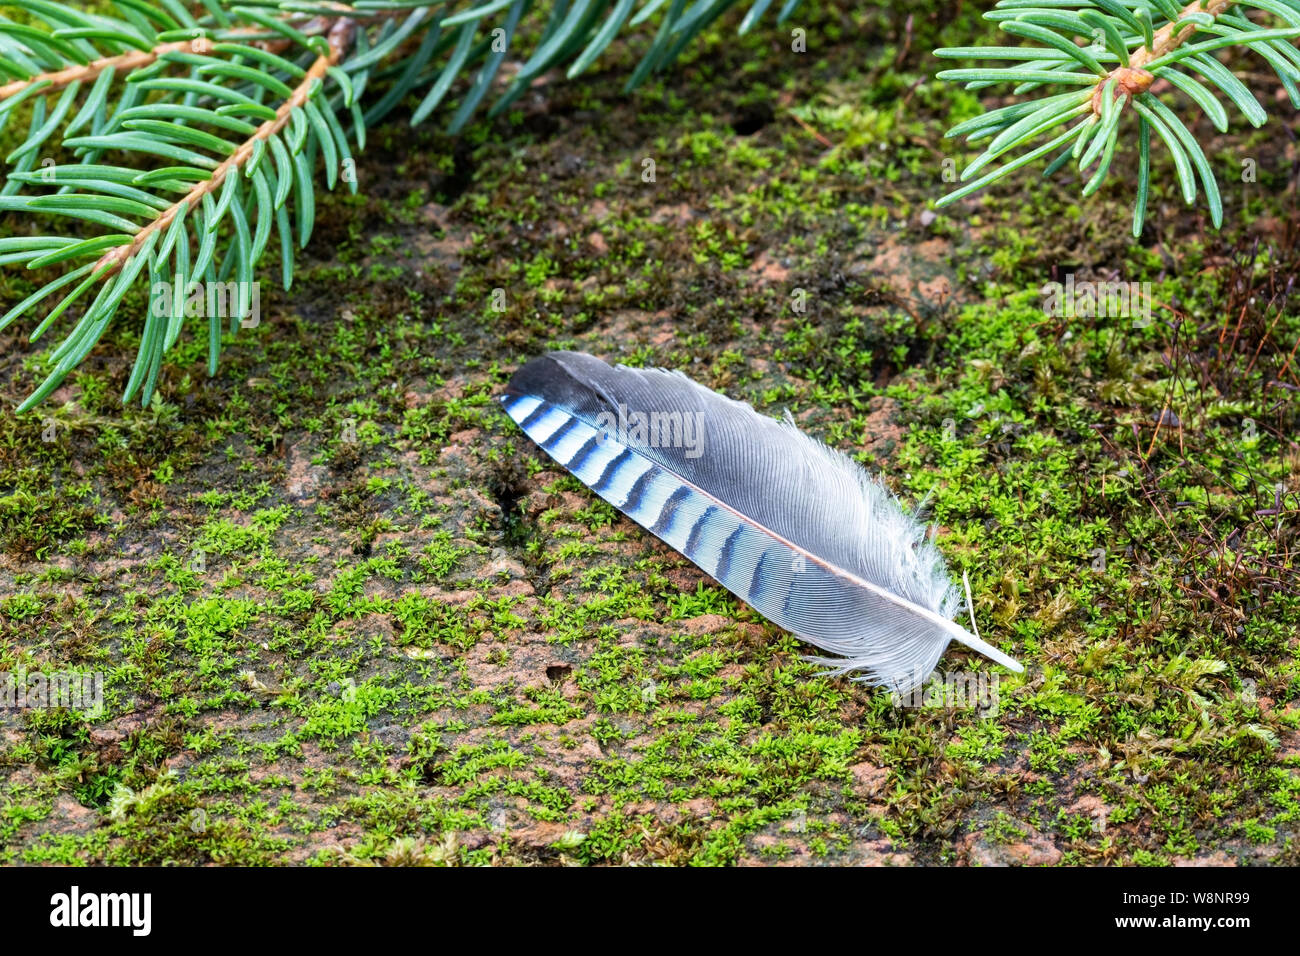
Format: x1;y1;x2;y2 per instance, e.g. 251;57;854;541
499;351;1023;692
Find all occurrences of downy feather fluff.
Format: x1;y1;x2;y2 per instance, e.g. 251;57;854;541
499;351;1023;693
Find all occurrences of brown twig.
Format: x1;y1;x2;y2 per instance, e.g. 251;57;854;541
787;109;834;149
0;4;374;102
0;41;194;101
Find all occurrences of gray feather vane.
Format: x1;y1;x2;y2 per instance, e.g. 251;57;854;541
499;351;1023;693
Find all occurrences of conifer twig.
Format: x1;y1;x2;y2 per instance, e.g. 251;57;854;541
92;17;357;281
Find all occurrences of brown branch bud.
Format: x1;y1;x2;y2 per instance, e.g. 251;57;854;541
1090;0;1233;116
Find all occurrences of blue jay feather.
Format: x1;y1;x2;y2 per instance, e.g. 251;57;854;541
499;351;1023;692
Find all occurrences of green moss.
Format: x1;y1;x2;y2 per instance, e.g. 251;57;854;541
0;1;1296;866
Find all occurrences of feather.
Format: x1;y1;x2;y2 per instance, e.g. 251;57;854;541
498;351;1024;693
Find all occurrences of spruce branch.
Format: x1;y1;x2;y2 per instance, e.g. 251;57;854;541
935;0;1300;233
92;16;355;282
0;0;803;411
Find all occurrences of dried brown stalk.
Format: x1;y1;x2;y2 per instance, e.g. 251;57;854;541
0;41;195;101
